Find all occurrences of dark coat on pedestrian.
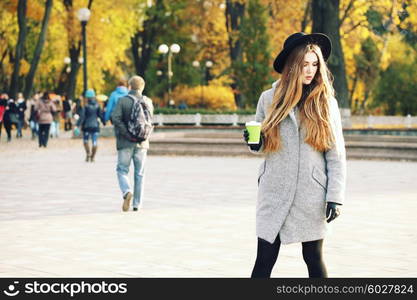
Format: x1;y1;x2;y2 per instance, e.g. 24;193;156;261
77;99;104;132
112;90;153;151
4;99;19;125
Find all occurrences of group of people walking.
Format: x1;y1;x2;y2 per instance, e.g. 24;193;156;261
0;91;75;146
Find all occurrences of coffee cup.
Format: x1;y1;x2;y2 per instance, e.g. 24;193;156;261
245;121;261;144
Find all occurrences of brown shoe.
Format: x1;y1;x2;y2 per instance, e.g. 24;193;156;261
122;192;132;212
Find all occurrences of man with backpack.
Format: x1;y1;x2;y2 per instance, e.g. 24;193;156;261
112;75;154;212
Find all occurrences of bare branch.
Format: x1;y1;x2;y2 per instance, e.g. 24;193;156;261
340;0;355;27
344;20;364;35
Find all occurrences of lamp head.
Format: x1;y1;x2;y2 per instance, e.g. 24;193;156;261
170;44;181;54
77;8;91;22
158;44;169;54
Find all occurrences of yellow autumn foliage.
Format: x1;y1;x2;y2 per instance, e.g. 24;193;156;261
172;84;237;111
2;0;417;114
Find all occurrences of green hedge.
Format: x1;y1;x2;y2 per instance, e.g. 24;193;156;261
154;108;256;115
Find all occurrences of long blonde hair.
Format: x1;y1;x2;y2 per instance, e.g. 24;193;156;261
262;43;335;153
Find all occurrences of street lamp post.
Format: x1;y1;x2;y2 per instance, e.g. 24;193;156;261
205;60;213;85
77;8;91;96
158;43;180;107
192;60;203;105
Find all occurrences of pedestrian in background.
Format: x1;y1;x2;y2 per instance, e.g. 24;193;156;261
3;96;19;142
63;96;73;131
76;89;105;162
50;96;61;138
244;32;346;278
27;93;40;140
105;80;128;124
16;93;26;138
35;92;56;148
0;93;8;141
112;75;153;212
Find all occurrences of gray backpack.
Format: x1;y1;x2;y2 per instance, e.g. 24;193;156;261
126;94;153;142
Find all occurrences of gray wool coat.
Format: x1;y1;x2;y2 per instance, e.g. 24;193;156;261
251;82;346;244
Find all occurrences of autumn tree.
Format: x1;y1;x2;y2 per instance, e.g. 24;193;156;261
24;0;53;99
190;0;230;86
373;59;417;115
235;0;271;108
131;0;167;78
353;37;381;114
0;2;18;91
225;0;245;107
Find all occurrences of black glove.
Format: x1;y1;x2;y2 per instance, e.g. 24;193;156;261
326;202;341;223
243;129;263;151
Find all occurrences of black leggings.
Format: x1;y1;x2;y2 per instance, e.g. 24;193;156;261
2;121;12;141
38;124;51;147
251;235;328;278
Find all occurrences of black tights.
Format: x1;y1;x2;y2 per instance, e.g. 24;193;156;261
251;235;328;278
38;124;51;147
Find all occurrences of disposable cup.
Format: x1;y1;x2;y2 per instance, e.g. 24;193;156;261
245;121;261;144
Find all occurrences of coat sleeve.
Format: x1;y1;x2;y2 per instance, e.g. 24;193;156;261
112;97;130;139
248;92;266;154
76;107;85;127
98;105;105;125
324;97;347;205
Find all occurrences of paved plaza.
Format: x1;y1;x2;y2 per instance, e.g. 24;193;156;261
0;133;416;277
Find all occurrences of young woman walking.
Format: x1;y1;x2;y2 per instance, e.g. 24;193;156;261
244;32;346;278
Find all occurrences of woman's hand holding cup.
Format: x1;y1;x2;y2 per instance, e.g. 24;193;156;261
244;121;263;151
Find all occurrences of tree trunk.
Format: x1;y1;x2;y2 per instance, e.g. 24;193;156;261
0;48;8;71
55;67;69;95
9;0;27;100
312;0;350;114
225;0;245;108
67;45;81;101
301;0;312;32
24;0;53;99
0;48;8;89
131;32;141;76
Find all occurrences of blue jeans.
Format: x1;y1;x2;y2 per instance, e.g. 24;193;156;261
83;131;99;146
116;147;147;209
30;120;38;137
17;118;24;137
50;120;59;137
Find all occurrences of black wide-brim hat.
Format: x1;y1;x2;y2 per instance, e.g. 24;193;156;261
273;32;332;73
